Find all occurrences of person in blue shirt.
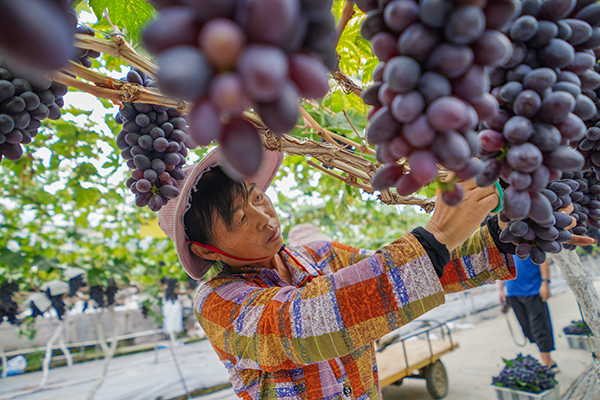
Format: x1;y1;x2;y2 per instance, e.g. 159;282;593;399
499;256;557;369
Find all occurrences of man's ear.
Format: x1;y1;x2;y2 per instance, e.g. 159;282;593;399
190;243;223;261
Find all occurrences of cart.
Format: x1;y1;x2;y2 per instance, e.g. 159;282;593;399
375;320;459;399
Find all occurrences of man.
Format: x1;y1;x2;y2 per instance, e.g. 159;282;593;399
500;257;557;369
158;148;588;398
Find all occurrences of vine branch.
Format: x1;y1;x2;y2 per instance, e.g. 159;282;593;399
335;0;356;48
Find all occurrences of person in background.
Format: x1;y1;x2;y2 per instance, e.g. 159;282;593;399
500;257;557;369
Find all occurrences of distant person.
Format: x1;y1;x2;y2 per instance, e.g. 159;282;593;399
500;257;557;369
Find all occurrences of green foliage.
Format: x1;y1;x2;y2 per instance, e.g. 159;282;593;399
88;0;155;44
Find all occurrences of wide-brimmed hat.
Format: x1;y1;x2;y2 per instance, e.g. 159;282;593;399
157;147;284;279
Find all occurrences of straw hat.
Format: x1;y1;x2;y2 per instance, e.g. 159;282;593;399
157;147;284;279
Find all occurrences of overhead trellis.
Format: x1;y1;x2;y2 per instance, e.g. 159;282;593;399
48;33;436;212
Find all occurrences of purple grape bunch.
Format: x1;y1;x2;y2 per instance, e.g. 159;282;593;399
0;0;75;72
560;170;600;249
499;181;576;263
142;0;336;177
116;69;188;212
72;24;101;68
0;281;20;325
476;0;600;262
574;65;600;171
492;353;557;393
359;0;516;205
500;169;600;262
563;320;592;335
0;56;67;163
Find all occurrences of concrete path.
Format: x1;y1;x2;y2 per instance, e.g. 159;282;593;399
0;339;230;400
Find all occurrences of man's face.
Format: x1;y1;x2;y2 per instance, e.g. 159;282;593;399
209;183;283;267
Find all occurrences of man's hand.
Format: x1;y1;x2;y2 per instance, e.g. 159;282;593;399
425;177;500;252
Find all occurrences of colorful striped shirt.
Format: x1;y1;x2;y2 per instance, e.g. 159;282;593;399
193;226;516;399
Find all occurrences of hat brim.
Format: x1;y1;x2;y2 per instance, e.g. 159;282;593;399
158;148;284;280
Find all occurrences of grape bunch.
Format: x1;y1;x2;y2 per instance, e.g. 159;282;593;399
0;280;20;325
89;285;105;308
0;0;75;71
72;25;101;68
142;0;335;177
116;70;188;212
492;353;557;393
0;57;67;162
106;278;118;306
362;0;516;204
499;181;577;263
574;67;600;171
561;170;600;249
45;289;67;320
477;0;600;261
68;274;86;296
563;320;592;335
161;277;178;302
500;169;600;262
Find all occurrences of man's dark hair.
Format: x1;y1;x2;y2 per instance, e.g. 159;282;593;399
183;166;250;245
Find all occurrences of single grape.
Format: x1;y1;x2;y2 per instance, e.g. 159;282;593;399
391;91;424;123
444;5;485;45
431;130;471;170
238;44;288;102
383;56;421;93
221;117;264;176
425;43;474;79
157;46;213;101
256;81;300;135
408;149;438;183
503;186;532;220
427;97;468;132
506;142;543;173
198;18;246;70
371;163;404;190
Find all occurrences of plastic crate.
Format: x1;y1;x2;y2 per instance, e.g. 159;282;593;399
494;384;559;400
565;334;596;351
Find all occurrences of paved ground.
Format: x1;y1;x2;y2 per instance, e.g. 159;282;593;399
381;283;597;400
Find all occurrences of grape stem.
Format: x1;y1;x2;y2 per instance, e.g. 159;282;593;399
298;105;375;155
331;68;363;97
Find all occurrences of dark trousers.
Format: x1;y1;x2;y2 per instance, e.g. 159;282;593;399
507;295;555;353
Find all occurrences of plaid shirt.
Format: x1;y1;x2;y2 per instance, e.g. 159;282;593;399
193;226;515;399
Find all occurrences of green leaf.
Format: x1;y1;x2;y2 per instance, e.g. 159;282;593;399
88;0;155;43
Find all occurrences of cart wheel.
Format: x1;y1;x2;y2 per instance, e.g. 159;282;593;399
424;360;448;399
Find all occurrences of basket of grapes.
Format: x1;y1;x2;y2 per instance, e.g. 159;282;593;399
563;321;595;351
492;354;559;400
